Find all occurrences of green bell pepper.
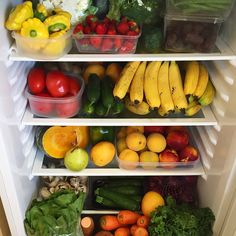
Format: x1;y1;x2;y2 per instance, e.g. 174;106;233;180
90;126;115;144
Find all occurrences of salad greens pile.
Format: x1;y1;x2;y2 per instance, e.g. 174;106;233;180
149;196;215;236
24;190;85;236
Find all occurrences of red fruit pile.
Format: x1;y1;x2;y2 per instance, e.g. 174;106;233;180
27;67;81;117
73;15;140;53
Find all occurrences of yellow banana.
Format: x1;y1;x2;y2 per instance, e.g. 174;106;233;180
184;61;200;95
157;61;174;113
130;61;147;104
193;64;209;98
158;106;170;117
198;80;215;106
125;97;151;115
144;61;162;109
169;61;188;110
113;61;141;100
185;100;202;116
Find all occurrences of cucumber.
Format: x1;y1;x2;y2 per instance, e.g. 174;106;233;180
95;188;140;211
87;74;101;105
95;102;106;117
101;76;114;115
130;195;142;203
107;186;141;195
82;99;95;115
96;196;117;208
93;0;109;19
111;100;124;115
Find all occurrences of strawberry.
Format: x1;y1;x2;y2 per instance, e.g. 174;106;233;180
90;21;98;32
117;21;129;35
114;38;122;49
127;30;139;36
86;14;97;26
107;25;116;35
128;20;139;30
95;22;107;35
83;25;92;34
103;16;111;26
78;38;89;47
119;40;135;53
121;16;128;22
90;37;102;49
101;38;113;52
73;23;84;34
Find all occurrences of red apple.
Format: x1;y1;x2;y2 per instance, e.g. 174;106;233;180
159;149;179;168
144;126;166;135
166;126;189;135
166;130;189;151
179;145;199;162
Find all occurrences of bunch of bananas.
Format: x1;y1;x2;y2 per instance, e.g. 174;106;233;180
113;61;215;117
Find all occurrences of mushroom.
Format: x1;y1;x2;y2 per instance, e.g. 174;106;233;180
54;181;71;192
39;187;51;199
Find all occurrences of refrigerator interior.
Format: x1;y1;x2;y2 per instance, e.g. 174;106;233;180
1;1;236;236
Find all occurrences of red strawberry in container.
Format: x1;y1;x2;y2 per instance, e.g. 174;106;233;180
119;40;135;53
107;25;116;35
83;25;92;34
73;23;84;34
90;36;102;49
101;38;113;52
95;22;107;35
117;21;129;35
85;14;97;26
114;37;122;50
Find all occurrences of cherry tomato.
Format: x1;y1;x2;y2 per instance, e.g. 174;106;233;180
27;67;46;94
46;71;69;97
31;93;53;116
67;76;81;96
56;98;79;117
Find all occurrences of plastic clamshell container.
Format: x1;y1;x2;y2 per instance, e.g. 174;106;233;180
26;74;84;118
12;30;72;59
73;32;141;54
166;0;236;20
164;15;223;53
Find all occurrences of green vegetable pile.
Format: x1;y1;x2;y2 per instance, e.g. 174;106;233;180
24;190;85;236
149;196;215;236
170;0;234;15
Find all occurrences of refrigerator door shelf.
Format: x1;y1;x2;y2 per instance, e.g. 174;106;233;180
9;37;236;62
22;106;217;127
31;149;205;177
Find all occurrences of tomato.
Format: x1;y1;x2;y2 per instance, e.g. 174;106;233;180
67;76;81;96
46;71;69;97
56;99;79;117
31;93;53;116
27;67;46;94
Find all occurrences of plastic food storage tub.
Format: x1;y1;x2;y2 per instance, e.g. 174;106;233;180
166;0;236;20
73;32;141;54
164;15;223;53
26;75;84;118
12;30;72;59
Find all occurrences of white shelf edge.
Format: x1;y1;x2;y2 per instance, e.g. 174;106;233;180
32;150;206;177
22;106;217;126
9;38;236;62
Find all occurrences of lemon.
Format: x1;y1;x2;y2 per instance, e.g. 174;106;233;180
141;191;165;216
147;133;166;153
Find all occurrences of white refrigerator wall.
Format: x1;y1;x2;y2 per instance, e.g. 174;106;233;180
0;1;236;236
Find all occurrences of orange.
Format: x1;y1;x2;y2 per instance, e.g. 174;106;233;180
126;132;146;152
141;191;165;216
119;149;139;170
147;133;166;153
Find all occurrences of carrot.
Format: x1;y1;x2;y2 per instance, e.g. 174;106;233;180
114;227;130;236
130;225;138;235
100;215;121;231
136;216;150;228
117;210;140;225
133;227;148;236
95;231;113;236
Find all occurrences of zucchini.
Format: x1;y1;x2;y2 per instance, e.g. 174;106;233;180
95;188;140;211
129;195;142;203
87;73;101;105
95;101;107;117
82;99;95;116
104;179;143;187
96;196;117;208
101;76;114;115
107;186;141;195
111;100;124;115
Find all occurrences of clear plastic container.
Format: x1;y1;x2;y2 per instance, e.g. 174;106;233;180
12;30;72;59
73;33;141;54
26;75;84;118
164;15;223;53
166;0;236;20
116;156;200;170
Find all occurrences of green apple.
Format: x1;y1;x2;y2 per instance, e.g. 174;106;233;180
64;147;89;171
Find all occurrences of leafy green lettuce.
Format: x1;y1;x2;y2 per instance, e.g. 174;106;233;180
24;190;85;236
149;196;215;236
